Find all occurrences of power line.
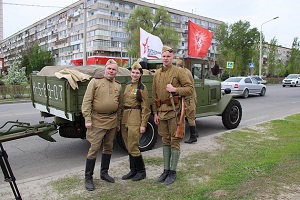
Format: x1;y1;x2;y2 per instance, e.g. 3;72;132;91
2;2;66;9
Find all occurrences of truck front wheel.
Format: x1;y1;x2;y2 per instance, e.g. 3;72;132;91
222;99;242;129
116;115;158;152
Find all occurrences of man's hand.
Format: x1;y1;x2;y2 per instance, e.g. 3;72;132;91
85;122;92;129
166;84;177;93
154;114;159;125
140;127;146;134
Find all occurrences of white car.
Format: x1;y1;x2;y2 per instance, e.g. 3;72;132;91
221;76;267;98
249;76;267;85
282;74;300;87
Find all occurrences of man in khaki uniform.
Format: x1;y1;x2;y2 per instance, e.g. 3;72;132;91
81;59;122;191
152;46;193;185
121;62;151;181
176;59;198;144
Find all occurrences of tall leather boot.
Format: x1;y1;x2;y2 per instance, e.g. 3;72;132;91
100;154;115;183
122;154;137;180
156;146;171;183
184;126;197;144
132;155;146;181
165;149;180;185
85;158;96;191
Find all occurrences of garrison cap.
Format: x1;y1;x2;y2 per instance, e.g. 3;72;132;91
176;59;183;67
162;45;173;54
131;61;142;70
105;59;118;67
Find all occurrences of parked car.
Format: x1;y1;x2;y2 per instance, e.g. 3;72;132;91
282;74;300;87
249;76;267;85
221;76;267;98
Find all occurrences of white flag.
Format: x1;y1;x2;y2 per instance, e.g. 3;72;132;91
139;27;163;59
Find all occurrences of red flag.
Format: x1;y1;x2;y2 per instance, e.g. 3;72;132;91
188;20;213;58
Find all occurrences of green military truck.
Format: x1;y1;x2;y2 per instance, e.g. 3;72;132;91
29;58;242;152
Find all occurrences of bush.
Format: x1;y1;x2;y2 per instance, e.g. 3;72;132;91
0;85;28;99
6;62;27;85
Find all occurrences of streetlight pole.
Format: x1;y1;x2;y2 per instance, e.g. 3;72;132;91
259;16;279;77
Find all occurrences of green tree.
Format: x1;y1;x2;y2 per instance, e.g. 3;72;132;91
6;62;27;85
125;6;180;58
287;37;300;74
215;20;260;76
267;38;278;77
20;43;54;77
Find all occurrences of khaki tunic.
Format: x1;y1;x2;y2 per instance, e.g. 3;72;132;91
183;68;197;126
121;81;151;156
152;64;193;150
81;76;122;159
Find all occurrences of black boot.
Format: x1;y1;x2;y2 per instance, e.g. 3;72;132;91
85;158;96;191
165;170;177;185
132;155;146;181
122;154;137;180
100;154;115;183
184;126;197;144
156;169;170;183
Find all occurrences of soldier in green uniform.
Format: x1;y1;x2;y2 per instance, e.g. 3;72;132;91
82;59;122;191
121;62;151;181
152;46;194;185
176;59;198;144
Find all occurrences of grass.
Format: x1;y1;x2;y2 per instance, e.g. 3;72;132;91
47;114;300;200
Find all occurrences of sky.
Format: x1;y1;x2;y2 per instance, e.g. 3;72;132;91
3;0;299;48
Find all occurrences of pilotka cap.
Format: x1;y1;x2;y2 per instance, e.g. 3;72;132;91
131;61;142;70
176;59;183;67
105;59;118;66
161;45;173;53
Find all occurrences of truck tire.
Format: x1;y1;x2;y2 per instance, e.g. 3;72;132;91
222;99;242;129
115;115;158;152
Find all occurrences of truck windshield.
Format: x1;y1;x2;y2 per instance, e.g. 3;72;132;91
192;64;202;79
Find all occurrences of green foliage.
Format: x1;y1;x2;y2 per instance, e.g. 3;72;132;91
125;6;180;57
267;38;278;77
5;62;27;85
215;20;260;76
20;43;54;77
286;37;300;74
221;70;230;81
0;79;5;86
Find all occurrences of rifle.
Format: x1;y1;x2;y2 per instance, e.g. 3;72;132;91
175;97;185;138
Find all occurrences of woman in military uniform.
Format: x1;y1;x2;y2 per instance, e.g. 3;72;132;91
121;62;151;181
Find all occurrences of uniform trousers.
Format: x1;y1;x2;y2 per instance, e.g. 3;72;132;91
121;124;141;157
157;116;183;150
185;98;196;126
86;126;116;159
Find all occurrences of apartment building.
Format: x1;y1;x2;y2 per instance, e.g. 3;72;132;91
0;0;223;71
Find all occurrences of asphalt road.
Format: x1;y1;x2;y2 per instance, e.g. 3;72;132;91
1;84;300;181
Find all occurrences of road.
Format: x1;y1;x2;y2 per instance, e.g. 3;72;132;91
1;84;300;181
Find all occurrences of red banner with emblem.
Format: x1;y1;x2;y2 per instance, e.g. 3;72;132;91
188;20;213;58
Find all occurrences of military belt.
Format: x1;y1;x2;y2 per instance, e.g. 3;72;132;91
124;106;141;110
96;111;117;115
